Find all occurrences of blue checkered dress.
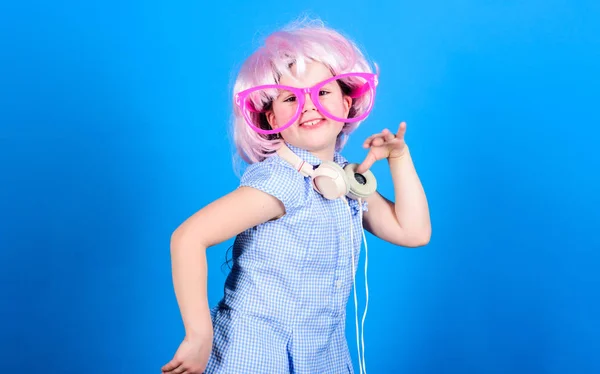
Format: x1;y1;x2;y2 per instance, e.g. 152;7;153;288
205;143;367;374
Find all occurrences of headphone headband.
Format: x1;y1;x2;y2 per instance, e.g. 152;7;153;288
276;144;314;177
276;143;377;200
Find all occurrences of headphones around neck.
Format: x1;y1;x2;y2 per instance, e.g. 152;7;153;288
276;143;377;200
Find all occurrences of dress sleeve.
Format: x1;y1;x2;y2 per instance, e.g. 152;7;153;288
239;159;304;213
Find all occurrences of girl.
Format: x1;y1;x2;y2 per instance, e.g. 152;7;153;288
162;19;431;374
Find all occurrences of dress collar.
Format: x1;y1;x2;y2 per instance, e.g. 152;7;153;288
284;142;348;167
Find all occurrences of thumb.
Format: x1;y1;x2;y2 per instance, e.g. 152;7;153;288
356;150;377;174
162;358;181;372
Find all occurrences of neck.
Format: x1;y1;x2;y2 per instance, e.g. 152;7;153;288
309;146;336;162
284;141;338;164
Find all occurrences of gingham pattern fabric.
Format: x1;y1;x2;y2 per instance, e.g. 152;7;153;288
204;143;368;374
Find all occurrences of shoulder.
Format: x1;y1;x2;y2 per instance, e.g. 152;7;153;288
241;154;302;182
239;154;307;212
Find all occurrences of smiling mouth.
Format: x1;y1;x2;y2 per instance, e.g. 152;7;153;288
300;119;325;127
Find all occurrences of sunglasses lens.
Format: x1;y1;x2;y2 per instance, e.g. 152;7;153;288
316;76;375;121
242;87;299;133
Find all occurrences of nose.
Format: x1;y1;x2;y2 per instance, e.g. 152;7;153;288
302;92;317;113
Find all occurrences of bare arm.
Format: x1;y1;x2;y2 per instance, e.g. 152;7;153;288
357;123;431;248
362;148;431;247
169;186;285;338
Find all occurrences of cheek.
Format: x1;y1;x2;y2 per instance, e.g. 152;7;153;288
272;105;298;127
279;126;299;143
321;98;349;117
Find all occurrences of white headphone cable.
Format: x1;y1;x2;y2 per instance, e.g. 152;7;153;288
343;197;366;374
359;198;369;373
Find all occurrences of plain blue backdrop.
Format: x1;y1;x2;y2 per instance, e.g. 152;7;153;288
1;0;599;373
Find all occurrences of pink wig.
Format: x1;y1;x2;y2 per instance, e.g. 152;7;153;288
231;19;376;164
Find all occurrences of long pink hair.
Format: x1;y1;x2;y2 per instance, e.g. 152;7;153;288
231;18;375;165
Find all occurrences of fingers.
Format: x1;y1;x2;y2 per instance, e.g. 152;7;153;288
161;363;188;374
356;150;377;174
371;137;385;147
363;126;404;149
162;360;194;374
362;134;376;148
162;356;207;374
358;122;407;173
173;366;205;374
382;128;396;142
396;121;407;138
162;359;182;372
363;130;387;147
363;131;387;148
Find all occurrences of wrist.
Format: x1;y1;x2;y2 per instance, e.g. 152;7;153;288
185;325;213;341
388;145;409;161
184;307;213;340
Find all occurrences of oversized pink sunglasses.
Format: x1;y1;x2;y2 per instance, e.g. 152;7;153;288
234;72;378;135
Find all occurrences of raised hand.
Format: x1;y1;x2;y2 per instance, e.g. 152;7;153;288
356;121;409;174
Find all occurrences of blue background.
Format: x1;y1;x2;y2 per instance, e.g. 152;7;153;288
1;1;599;373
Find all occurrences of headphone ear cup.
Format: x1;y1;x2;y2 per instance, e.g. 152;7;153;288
312;161;350;200
343;163;378;199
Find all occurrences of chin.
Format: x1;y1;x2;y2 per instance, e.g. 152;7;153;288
281;120;344;152
301;124;344;146
299;136;338;154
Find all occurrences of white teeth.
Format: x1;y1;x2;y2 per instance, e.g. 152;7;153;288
302;119;321;126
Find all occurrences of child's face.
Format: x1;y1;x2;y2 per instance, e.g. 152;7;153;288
266;61;352;155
